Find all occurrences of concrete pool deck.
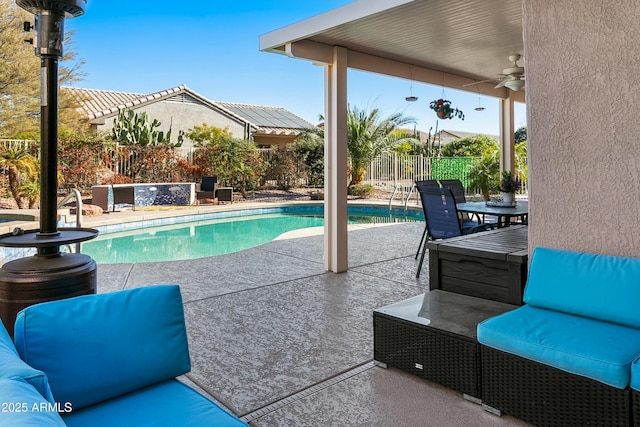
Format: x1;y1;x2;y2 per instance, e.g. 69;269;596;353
6;203;531;426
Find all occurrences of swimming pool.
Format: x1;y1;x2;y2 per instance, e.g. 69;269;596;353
80;205;422;263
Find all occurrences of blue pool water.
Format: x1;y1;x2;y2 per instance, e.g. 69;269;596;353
80;206;421;264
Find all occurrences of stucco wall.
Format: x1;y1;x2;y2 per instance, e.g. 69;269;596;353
524;0;640;257
97;100;247;147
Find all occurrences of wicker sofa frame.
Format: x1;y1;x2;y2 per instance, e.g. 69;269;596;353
482;345;631;427
634;390;640;427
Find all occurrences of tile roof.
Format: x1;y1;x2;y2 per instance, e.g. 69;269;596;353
64;85;314;136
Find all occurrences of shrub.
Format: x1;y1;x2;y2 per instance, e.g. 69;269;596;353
294;130;324;187
264;146;299;190
347;183;375;198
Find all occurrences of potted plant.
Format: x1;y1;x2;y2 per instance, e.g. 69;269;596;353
429;99;465;120
498;170;521;204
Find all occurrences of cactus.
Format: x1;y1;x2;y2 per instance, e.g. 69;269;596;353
110;109;183;147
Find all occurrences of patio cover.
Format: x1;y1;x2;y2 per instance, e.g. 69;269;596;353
260;0;525;272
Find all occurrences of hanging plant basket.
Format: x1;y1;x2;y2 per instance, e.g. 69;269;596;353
429;99;464;120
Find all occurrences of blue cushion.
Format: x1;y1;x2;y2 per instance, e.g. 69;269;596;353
478;305;640;389
632;357;640;391
524;247;640;328
63;379;247;427
0;378;66;426
14;285;190;410
0;319;53;403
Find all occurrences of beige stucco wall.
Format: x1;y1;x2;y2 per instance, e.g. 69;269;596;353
524;0;640;257
96;100;247;148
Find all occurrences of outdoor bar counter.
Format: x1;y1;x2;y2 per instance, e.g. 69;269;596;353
91;183;195;211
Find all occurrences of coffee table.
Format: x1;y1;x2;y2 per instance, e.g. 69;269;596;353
374;291;516;399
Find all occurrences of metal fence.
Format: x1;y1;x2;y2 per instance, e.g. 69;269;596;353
363;153;477;190
0;140;527;195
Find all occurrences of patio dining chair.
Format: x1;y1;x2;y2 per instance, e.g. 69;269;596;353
439;178;482;224
414;180;440;260
416;186;494;278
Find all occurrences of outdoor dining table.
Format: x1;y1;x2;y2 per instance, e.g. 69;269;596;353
457;201;528;228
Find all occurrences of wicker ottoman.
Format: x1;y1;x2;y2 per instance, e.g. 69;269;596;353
373;292;516;399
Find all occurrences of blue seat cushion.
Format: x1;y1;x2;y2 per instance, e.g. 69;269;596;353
0;378;66;426
14;285;191;410
0;319;53;403
524;247;640;329
62;379;247;427
478;305;640;389
632;357;640;391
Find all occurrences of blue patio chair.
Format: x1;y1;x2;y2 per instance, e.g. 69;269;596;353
439;178;482;224
414;180;440;260
416;186;494;278
438;179;466;203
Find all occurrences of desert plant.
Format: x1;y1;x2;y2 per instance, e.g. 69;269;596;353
347;183;375;198
17;178;39;208
347;105;417;187
110;109;183;147
0;146;38;208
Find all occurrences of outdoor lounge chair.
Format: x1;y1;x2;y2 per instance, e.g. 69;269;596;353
416;186;494;278
196;176;218;204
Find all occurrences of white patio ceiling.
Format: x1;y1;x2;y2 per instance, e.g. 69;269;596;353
260;0;525;102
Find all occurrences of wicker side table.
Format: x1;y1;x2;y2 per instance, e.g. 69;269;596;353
373;291;516;399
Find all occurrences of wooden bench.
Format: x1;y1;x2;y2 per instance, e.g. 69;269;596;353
427;225;528;305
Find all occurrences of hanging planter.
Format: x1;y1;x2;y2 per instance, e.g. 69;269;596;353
429;99;464;120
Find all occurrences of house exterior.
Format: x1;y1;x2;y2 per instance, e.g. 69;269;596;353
65;85;315;148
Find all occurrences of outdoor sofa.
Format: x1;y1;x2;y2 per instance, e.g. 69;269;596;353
632;358;640;427
0;284;246;426
478;247;640;426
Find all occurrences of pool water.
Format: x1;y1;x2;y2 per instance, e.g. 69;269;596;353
81;210;420;264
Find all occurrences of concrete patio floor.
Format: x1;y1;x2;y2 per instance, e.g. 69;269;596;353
88;212;531;426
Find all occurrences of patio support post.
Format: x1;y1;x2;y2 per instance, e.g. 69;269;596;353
324;46;348;273
499;96;516;174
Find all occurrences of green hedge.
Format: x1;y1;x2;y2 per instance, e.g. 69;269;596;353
430;157;476;190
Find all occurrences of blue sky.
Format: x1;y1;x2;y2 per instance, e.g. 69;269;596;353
65;0;526;136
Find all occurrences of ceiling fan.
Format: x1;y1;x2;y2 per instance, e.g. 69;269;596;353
465;54;525;91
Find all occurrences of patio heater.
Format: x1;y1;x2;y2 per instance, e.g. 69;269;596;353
0;0;97;334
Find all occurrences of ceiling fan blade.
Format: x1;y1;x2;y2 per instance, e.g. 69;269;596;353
494;80;507;89
462;78;498;87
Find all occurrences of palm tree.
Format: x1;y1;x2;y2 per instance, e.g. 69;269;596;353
0;146;38;208
468;152;500;201
347;105;417;187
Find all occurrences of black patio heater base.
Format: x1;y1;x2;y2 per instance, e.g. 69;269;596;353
0;252;96;333
0;227;98;336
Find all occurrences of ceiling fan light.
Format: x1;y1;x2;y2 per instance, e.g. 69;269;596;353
504;79;525;91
